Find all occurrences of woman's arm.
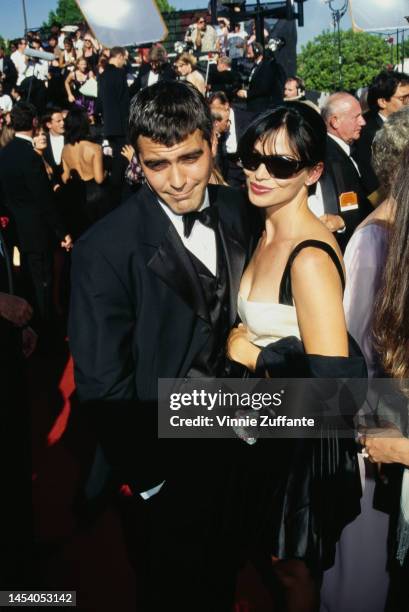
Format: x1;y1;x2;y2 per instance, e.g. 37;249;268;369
64;72;75;103
291;247;348;356
92;146;105;184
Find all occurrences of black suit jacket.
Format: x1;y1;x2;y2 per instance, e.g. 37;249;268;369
319;136;372;251
353;110;383;196
69;183;254;491
97;64;130;137
219;106;253;188
0;56;17;94
247;58;285;114
0;137;66;252
130;63;176;97
208;66;242;101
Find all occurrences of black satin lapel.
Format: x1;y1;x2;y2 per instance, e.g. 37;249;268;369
147;224;210;323
218;222;246;326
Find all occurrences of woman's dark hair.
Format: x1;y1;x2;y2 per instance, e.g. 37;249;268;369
129;80;212;149
64;109;90;145
238;101;326;165
373;144;409;382
10;102;37;132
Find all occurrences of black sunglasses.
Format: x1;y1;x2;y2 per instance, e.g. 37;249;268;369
240;151;309;179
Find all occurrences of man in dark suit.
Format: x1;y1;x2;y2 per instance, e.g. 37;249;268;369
354;70;409;198
129;45;176;96
42;107;65;182
97;46;130;201
0;103;71;328
310;92;372;251
209;90;253;188
0;222;36;587
208;55;242;101
0;45;18;95
69;81;255;611
237;43;285;114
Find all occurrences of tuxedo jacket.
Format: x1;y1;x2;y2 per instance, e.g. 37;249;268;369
208;66;242;101
69;183;255;490
0;56;17;93
130;63;176;97
219;106;253;188
247;58;285;114
0;137;66;253
97;64;130;137
353;110;383;196
319;136;372;251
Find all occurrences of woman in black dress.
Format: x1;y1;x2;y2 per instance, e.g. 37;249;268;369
61;109;111;238
227;102;367;611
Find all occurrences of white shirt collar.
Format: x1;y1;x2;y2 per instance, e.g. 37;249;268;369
15;133;33;144
378;112;387;122
328;132;351;157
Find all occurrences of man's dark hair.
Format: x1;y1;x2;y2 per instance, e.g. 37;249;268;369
48;35;58;43
64;109;90;145
10;102;37;132
129;80;213;149
286;76;305;94
110;46;125;58
208;91;229;106
42;107;63;129
367;70;409;112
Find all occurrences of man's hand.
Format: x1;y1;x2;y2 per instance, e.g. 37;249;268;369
359;426;409;466
22;326;38;358
319;214;345;233
61;234;73;251
237;89;247;99
0;293;33;327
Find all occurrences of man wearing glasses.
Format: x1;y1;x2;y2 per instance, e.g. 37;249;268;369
185;13;218;54
354;70;409;197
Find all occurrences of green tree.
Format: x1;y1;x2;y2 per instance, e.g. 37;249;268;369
43;0;84;27
297;29;390;92
156;0;175;12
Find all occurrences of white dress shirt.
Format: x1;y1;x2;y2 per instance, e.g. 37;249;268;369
225;108;238;154
158;189;217;276
49;133;64;165
10;50;27;85
0;94;12;112
147;70;160;87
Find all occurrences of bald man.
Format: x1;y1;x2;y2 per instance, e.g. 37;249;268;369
308;92;372;251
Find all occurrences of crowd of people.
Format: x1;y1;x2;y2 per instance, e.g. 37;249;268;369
1;9;409;612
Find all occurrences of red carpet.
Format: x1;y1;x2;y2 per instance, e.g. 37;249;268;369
30;341;274;611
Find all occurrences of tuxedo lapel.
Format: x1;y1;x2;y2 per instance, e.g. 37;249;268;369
147;224;210;324
209;187;247;326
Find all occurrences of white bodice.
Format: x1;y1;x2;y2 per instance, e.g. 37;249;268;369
238;294;301;347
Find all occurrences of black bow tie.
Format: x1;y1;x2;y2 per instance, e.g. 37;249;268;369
182;206;218;238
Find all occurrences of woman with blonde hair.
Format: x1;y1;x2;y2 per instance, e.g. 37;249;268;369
175;52;206;96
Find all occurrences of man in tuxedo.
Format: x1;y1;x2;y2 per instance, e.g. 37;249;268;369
0;103;71;328
69;81;255;611
237;43;285;114
0;46;18;95
310;92;372;251
97;46;130;201
42;107;65;181
0;222;36;587
209;90;253;188
130;45;176;95
354;70;409;198
208;55;242;101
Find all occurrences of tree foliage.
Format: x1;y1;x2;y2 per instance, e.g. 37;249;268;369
43;0;84;27
156;0;175;12
297;29;391;92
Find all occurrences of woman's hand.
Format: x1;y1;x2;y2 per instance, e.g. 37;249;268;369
121;144;136;163
68;94;75;104
360;427;409;466
226;323;260;371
